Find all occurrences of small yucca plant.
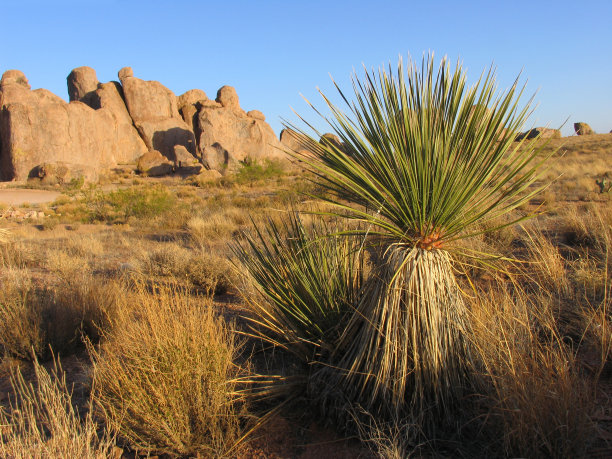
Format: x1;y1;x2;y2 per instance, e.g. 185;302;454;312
291;54;548;425
233;212;365;364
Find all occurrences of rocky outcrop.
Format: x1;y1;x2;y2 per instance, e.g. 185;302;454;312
516;127;562;141
118;67;196;159
178;89;207;134
280;128;313;155
574;122;594;135
136;150;173;176
0;70;118;181
196;86;284;173
67;66;99;102
1;66;286;182
85;81;148;164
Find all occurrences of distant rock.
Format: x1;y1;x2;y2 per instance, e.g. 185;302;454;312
172;145;199;168
66;66;99;102
215;85;242;112
0;70;117;181
86;81;148;164
320;133;343;150
177;89;208;136
0;70;30;89
247;110;265;121
516;127;561;141
280;128;313;155
196;87;284;173
574;122;594;135
119;67;196;159
136;150;174;176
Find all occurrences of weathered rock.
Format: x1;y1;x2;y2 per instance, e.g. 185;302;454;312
118;67;133;80
136;150;173;176
247;110;265;121
0;70;30;89
215;86;241;112
320;133;343;150
84;81;148;164
178;89;208;109
280;128;313;154
196;97;284;173
178;89;208;134
516;127;562;141
119;68;196;159
66;66;99;102
574;122;594;135
28;162;92;185
0;70;119;181
172;144;199;168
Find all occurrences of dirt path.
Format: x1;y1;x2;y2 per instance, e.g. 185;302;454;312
0;189;63;205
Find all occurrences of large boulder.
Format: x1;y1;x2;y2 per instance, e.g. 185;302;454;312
66;66;99;102
177;89;208;135
118;67;196;159
86;81;148;164
574;122;594;135
136;150;174;176
516;127;562;141
215;85;242;113
196;88;284;173
0;70;118;181
280;128;313;155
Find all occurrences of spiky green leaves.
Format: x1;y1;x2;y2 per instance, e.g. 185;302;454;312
292;55;547;248
232;213;365;362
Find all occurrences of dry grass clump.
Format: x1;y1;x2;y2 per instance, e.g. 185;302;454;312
0;357;115;458
89;284;254;457
0;239;40;269
134;242;234;294
469;281;595;458
0;271;120;360
187;214;239;248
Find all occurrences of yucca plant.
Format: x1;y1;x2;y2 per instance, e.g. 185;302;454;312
290;55;549;426
233;212;365;365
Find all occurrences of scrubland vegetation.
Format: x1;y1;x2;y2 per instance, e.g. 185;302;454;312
1;60;611;458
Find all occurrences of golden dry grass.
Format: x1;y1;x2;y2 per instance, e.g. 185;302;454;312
0;356;115;458
89;283;255;457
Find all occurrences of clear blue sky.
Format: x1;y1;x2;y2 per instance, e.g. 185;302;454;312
2;0;611;137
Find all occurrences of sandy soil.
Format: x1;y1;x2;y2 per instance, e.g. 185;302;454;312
0;189;63;205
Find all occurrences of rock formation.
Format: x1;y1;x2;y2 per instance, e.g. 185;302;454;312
574;122;594;135
67;66;99;102
280;128;313;155
0;70;117;181
177;89;207;134
196;86;284;172
0;66;286;182
516;127;562;141
118;67;197;160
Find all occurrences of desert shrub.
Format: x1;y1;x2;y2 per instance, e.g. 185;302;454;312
0;356;115;458
233;158;284;186
78;185;175;223
89;284;254;457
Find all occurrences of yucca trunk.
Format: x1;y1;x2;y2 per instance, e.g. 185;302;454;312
318;244;471;421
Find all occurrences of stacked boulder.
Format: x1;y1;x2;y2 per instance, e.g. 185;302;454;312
0;66;286;182
574;122;594;135
515;127;561;141
0;70;122;182
195;85;284;172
